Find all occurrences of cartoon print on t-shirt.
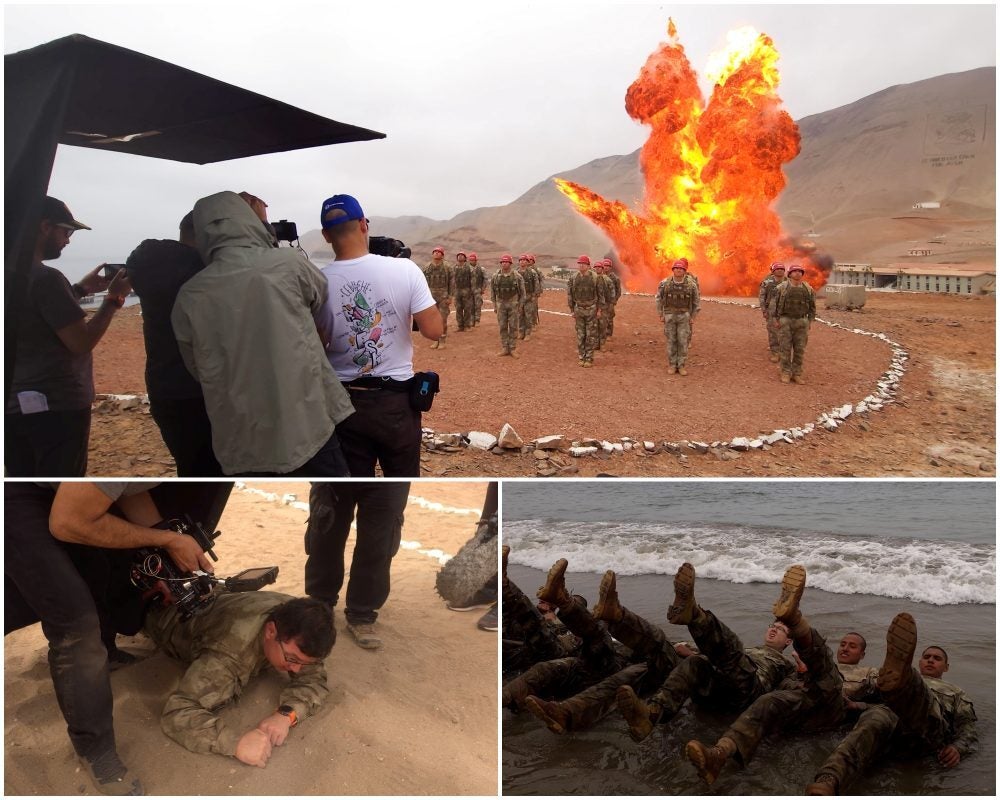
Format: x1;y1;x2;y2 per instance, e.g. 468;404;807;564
341;280;383;373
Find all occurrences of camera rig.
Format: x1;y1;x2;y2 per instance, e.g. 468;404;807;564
369;235;411;259
130;515;278;621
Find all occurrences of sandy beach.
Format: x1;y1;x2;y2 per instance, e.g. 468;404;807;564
4;481;497;796
503;564;996;796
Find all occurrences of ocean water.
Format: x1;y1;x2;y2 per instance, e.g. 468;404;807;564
503;481;996;606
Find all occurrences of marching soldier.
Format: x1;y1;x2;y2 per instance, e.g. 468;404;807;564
453;251;474;331
491;254;525;358
469;252;486;326
566;255;605;367
769;264;816;384
423;246;455;349
759;262;787;362
655;258;700;375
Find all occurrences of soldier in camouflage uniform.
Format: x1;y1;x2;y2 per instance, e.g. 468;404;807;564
567;255;605;367
604;258;622;337
594;260;616;351
143;592;333;766
519;563;684;734
655;258;700;374
686;565;851;786
616;562;794;742
517;254;540;340
423;246;455;349
805;616;978;795
469;252;486;326
759;262;787;362
527;254;544;328
453;251;475;332
769;264;816;383
491;253;525;357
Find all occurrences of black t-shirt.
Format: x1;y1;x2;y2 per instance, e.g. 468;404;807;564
6;263;92;413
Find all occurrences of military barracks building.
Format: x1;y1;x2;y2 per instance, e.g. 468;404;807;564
830;262;995;295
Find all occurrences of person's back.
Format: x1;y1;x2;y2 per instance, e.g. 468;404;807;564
171;191;353;475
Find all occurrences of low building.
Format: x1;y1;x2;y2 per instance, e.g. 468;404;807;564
829;263;995;295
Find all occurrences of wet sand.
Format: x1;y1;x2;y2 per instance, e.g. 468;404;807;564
503;565;995;795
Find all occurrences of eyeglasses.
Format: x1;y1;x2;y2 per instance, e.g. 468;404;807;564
278;639;319;667
768;624;789;634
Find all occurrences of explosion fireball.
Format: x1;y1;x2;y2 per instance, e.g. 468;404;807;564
556;19;828;296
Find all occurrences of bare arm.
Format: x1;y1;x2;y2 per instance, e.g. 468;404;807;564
413;305;444;341
54;268;131;355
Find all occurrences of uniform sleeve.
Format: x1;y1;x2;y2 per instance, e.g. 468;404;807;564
170;293;199;380
278;662;329;721
691;279;701;318
160;650;246;756
655;283;663;316
950;690;978;757
447;265;456;297
808;287;817;321
768;285;781;318
758;280;768;309
516;273;526;301
566;276;575;310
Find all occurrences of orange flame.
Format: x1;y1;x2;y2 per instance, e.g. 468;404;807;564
556;20;824;295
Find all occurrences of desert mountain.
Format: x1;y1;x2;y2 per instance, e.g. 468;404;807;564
303;67;995;268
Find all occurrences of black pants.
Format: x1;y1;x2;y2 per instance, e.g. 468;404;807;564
149;396;223;477
337;388;422;477
304;482;409;624
237;429;350;477
4;408;91;477
3;483;116;760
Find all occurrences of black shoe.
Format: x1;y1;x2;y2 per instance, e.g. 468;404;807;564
476;603;498;631
80;750;144;796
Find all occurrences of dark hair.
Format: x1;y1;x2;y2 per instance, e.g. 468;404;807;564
179;211;195;239
267;598;335;658
922;645;949;664
844;631;867;652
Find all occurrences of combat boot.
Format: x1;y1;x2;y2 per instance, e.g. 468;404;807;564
678;366;688;376
616;686;660;742
773;564;810;639
524;332;532;341
510;350;520;359
592;570;623;622
685;737;735;786
667;562;699;625
437;339;446;350
523;695;570;735
876;612;918;692
769;352;780;363
497;350;509;357
805;774;839;795
791;374;805;384
780;372;791;383
582;360;592;368
579;358;586;367
537;559;572;608
430;341;439;350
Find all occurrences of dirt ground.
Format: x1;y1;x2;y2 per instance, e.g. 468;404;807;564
90;289;995;477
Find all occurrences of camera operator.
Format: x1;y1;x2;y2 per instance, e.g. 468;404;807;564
5;196;131;477
142;592;333;768
317;194;441;477
4;482;214;796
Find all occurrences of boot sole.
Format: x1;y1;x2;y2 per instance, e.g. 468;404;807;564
524;696;567;735
537;559;569;604
685;740;721;786
592;570;618;621
773;564;807;621
877;612;918;692
667;562;696;624
616;686;653;742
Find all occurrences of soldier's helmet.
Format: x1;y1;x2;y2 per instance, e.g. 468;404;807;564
787;264;805;275
468;252;478;260
527;253;536;263
456;250;467;258
432;246;444;256
500;254;513;263
603;258;613;267
672;258;689;271
770;262;786;272
577;255;591;265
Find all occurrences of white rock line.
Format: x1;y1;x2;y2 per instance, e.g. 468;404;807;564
231;482;467;564
422;296;909;459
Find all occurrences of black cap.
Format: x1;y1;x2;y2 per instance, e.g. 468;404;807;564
42;196;91;230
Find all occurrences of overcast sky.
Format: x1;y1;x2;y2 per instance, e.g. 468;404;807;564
5;2;996;275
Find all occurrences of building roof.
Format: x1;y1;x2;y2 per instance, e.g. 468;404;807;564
884;264;996;277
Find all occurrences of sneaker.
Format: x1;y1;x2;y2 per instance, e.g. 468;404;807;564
685;740;728;786
772;564;807;623
616;686;656;742
523;696;570;735
592;570;623;622
79;751;144;796
476;603;498;631
805;774;839;795
537;559;571;607
346;622;383;650
877;612;918;692
667;562;698;625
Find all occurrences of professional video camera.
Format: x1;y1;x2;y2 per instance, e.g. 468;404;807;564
130;516;278;621
369;235;412;259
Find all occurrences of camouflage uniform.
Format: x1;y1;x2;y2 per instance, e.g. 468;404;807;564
758;273;786;356
142;591;328;756
518;266;540;339
423;260;455;343
529;264;544;327
655;276;700;369
502;577;577;671
491;269;525;354
607;269;623;336
567;270;605;365
453;260;475;331
645;609;793;723
723;626;847;767
595;271;616;349
470;261;486;325
879;671;978;758
769;280;816;378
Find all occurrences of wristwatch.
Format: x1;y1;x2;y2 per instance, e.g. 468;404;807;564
276;705;298;726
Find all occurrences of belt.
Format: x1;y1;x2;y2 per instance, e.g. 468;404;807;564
343;376;413;392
